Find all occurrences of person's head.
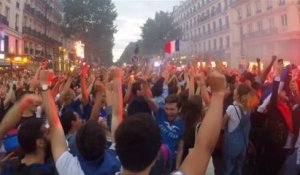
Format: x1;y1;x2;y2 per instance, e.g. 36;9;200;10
182;95;203;125
131;81;142;96
127;96;152;117
18;118;50;156
115;113;161;173
76;121;106;161
165;94;180;121
60;111;83;135
234;84;259;111
240;72;255;87
63;89;76;104
151;77;164;97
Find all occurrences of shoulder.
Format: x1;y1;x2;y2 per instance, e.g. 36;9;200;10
156;107;166;119
55;151;84;175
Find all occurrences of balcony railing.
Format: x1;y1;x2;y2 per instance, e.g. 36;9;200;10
24;4;35;15
242;28;278;39
192;25;230;42
0;14;9;26
23;27;62;45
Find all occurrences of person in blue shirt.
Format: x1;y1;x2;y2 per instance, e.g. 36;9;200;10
145;92;185;170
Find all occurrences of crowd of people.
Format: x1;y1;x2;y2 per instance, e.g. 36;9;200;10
0;55;299;175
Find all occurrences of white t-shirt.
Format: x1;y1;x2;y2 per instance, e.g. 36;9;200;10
56;151;85;175
226;104;248;133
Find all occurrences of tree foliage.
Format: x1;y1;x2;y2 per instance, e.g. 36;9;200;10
141;11;181;55
118;11;181;64
62;0;117;66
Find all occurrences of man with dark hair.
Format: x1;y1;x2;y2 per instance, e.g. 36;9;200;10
41;69;123;175
145;93;185;169
131;81;143;97
115;113;161;174
60;111;82;156
127;96;152;116
0;95;55;175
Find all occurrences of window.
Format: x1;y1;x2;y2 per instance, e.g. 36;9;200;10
203;26;206;34
16;1;20;9
15;39;18;54
267;0;273;9
279;0;285;6
281;14;288;26
256;0;261;13
219;37;223;49
237;9;242;19
219;18;222;29
208;23;211;33
208;40;211;50
257;21;263;32
246;4;251;16
198;28;201;36
269;18;275;28
203;41;206;51
248;23;253;32
213;21;216;32
213;39;217;50
226;16;229;28
226;36;230;48
5;7;9;18
0;3;2;14
15;14;19;31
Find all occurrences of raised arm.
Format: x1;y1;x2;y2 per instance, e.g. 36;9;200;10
80;65;89;105
260;56;277;83
111;68;123;143
197;73;211;106
40;70;68;162
89;80;105;121
180;71;226;175
57;75;72;104
51;76;65;98
0;94;41;140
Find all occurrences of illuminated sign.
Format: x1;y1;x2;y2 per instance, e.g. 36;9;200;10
74;41;85;59
0;53;4;59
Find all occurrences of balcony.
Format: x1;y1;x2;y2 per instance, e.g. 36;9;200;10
0;14;9;26
242;28;278;39
230;0;248;7
35;10;47;22
256;9;262;14
24;4;35;15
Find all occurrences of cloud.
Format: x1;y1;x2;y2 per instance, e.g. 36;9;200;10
112;0;180;62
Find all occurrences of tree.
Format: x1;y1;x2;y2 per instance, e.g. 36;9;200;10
141;11;181;56
62;0;117;66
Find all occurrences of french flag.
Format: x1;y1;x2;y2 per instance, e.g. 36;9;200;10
165;40;180;54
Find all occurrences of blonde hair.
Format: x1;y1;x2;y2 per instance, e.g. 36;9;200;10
237;84;259;112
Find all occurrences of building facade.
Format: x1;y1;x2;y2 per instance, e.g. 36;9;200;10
173;0;232;63
22;0;63;60
0;0;24;60
173;0;300;67
230;0;300;66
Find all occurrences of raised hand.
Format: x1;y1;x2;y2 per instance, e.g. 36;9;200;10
208;71;226;95
39;70;55;85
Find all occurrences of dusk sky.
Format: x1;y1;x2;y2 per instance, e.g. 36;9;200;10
112;0;180;62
